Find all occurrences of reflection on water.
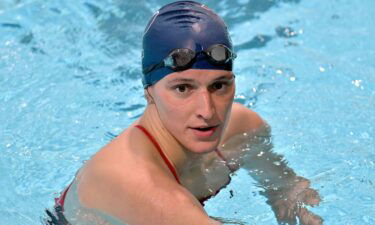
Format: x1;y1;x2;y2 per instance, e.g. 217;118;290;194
219;127;323;225
3;0;375;224
0;1;306;224
0;0;303;99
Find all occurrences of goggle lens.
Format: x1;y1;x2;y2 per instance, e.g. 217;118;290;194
171;49;195;70
143;44;236;74
209;45;228;62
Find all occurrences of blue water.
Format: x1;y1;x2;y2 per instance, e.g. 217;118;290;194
1;0;374;224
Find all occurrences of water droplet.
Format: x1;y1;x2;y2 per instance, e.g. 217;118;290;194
72;155;80;161
257;151;264;157
275;26;298;38
361;132;369;139
276;69;283;74
352;79;362;87
363;216;370;223
337;209;346;216
236;94;245;100
319;66;325;72
290;76;296;81
20;102;27;108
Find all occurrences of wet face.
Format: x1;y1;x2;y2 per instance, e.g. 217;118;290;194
148;69;235;154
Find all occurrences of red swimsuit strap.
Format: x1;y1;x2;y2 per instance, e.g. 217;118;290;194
135;125;181;184
214;148;226;161
215;148;236;173
55;182;72;210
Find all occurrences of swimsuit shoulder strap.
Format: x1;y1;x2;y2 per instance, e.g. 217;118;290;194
135;125;181;184
214;148;226;162
54;182;73;210
214;149;236;172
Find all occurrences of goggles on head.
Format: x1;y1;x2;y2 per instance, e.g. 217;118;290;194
143;44;237;75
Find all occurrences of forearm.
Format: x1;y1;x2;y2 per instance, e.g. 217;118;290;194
242;146;297;190
222;126;298;189
222;120;322;224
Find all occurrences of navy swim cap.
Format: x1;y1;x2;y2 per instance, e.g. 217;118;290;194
142;1;234;88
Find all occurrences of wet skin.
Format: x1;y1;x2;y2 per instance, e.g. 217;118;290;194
66;69;322;225
147;69;235;154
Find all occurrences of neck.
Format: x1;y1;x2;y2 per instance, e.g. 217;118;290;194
138;104;201;176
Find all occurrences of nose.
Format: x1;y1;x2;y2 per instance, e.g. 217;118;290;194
195;90;215;120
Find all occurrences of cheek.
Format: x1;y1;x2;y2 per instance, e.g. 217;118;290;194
216;92;235;118
155;93;190;131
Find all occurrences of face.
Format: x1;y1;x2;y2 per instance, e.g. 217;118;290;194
148;69;235;154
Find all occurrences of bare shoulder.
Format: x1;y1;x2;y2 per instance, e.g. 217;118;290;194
221;102;268;144
75;128;213;225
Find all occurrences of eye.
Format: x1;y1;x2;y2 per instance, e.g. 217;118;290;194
173;84;193;94
211;81;230;91
176;85;187;93
210;79;234;94
212;82;224;90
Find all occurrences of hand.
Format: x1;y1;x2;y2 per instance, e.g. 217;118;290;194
265;176;323;225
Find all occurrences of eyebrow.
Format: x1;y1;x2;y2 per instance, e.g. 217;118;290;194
167;78;196;84
213;75;235;81
167;74;234;84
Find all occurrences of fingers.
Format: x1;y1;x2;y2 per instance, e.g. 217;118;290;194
298;207;323;225
275;209;297;225
292;178;311;195
268;178;323;225
273;196;322;225
298;188;321;206
272;202;298;225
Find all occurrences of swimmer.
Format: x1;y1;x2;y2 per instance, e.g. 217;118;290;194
46;1;323;225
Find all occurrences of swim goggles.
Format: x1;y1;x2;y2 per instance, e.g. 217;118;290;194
143;44;237;75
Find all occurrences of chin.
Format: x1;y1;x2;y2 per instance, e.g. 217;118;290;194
185;141;219;154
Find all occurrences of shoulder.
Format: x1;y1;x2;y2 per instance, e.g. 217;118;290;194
230;103;265;129
77;128;212;224
74;127;205;223
221;102;268;144
75;128;157;203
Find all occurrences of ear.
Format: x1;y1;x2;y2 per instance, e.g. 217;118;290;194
144;88;154;104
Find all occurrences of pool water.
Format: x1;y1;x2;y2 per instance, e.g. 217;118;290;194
1;0;374;224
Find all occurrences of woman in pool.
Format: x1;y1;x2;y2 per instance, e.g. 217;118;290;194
46;1;322;225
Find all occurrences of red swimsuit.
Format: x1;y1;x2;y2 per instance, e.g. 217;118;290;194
54;125;234;210
134;125;234;205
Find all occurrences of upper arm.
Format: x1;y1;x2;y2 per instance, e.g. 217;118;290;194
221;103;268;144
77;155;217;225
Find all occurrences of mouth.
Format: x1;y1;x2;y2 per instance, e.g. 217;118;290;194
195;126;215;131
190;125;219;138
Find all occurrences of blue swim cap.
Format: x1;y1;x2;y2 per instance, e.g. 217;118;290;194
142;1;234;88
